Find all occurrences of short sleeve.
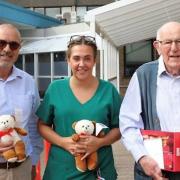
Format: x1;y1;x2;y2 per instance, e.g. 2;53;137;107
36;83;54;125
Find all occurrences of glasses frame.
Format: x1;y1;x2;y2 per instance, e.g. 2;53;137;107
157;39;180;48
0;39;21;51
68;35;96;47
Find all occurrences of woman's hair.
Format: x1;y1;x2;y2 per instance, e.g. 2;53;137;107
66;35;97;59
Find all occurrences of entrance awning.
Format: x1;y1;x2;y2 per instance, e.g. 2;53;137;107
0;1;63;29
85;0;180;47
20;37;69;54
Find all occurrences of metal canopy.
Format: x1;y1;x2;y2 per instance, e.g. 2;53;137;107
85;0;180;47
0;1;63;29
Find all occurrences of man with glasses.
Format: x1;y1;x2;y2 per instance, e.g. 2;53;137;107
0;24;43;180
120;21;180;180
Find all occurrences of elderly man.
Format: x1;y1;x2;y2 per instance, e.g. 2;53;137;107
120;21;180;180
0;24;43;180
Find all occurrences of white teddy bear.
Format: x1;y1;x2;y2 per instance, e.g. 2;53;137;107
72;119;105;172
0;115;27;162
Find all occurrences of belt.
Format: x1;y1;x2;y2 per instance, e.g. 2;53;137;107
0;161;23;169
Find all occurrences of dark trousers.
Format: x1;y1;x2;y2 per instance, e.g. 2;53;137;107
134;163;180;180
162;170;180;180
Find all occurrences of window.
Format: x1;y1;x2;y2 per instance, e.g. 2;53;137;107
87;6;99;11
25;54;34;75
76;6;86;22
18;51;69;99
16;55;23;69
38;53;51;76
38;78;51;98
54;52;68;77
46;8;60;18
124;40;153;77
34;8;44;15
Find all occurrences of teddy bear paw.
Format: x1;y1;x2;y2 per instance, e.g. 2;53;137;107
17;157;26;163
7;157;18;162
77;166;87;172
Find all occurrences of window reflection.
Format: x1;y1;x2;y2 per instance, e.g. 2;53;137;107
46;8;60;18
16;55;23;70
124;40;153;77
25;54;34;75
39;53;51;76
38;78;51;98
54;52;68;76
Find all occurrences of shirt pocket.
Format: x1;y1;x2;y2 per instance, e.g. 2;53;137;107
11;94;33;124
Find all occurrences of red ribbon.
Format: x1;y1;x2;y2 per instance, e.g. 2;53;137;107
0;128;13;137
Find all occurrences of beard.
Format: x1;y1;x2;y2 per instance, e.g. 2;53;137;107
0;52;16;68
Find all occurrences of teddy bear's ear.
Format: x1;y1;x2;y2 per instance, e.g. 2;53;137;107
72;122;77;129
11;115;16;121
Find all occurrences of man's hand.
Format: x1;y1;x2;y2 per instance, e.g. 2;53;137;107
138;155;166;180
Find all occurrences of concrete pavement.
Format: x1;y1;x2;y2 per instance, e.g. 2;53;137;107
112;141;134;180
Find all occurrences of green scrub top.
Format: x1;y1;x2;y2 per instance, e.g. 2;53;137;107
36;78;122;180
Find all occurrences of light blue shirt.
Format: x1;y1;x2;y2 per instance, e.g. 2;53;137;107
0;66;43;165
119;56;180;162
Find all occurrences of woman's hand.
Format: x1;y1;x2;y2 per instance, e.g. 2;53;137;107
70;128;121;159
61;136;81;156
61;135;99;157
76;135;101;160
0;140;13;152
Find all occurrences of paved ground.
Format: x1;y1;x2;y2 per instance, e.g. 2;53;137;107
112;141;134;180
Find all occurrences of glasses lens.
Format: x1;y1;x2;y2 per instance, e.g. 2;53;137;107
69;35;96;44
0;40;20;51
84;36;95;43
9;41;20;50
0;40;7;50
70;35;82;42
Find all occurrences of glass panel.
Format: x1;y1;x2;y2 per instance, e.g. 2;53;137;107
61;7;71;14
76;6;86;22
34;8;45;15
125;40;152;77
25;54;34;75
54;52;68;76
87;6;99;10
38;78;51;98
26;7;34;11
61;7;72;24
15;55;23;70
39;53;51;76
46;8;60;18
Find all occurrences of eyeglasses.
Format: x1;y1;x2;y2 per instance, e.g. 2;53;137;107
68;35;96;47
157;39;180;48
0;40;21;51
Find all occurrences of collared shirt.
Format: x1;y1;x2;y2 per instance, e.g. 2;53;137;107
0;66;43;165
119;56;180;162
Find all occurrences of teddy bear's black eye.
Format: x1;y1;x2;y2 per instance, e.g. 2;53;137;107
82;125;85;128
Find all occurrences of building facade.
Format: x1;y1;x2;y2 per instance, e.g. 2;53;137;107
6;0;158;96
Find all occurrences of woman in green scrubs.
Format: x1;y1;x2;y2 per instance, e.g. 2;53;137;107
36;35;122;180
